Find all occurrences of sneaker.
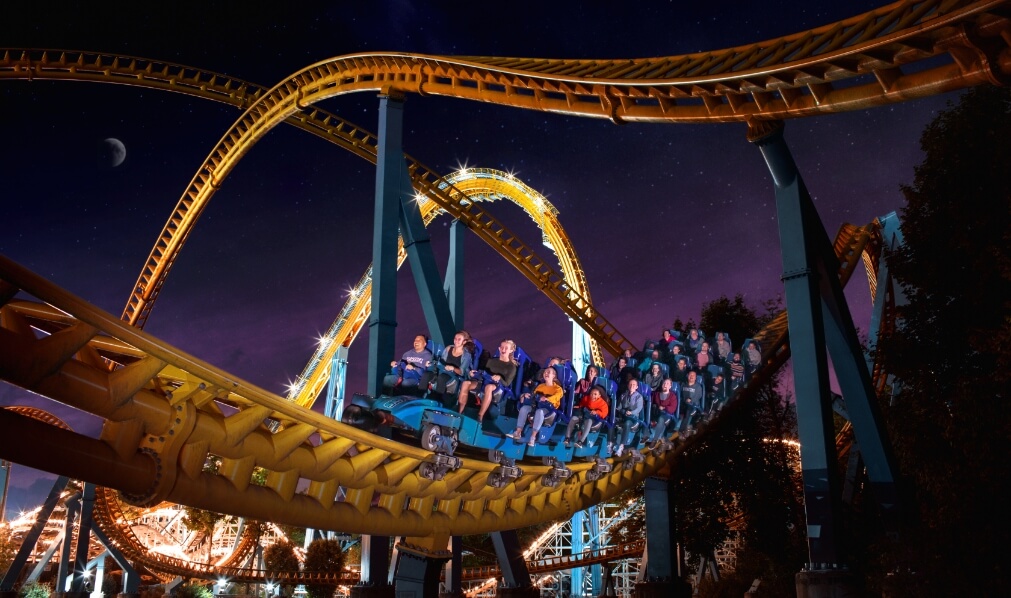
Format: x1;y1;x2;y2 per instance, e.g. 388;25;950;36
527;438;537;448
614;444;625;457
505;429;522;439
563;438;572;447
574;441;584;449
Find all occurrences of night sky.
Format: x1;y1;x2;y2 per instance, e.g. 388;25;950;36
0;1;958;515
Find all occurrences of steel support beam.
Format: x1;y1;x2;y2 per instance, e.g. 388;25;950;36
359;92;403;597
444;220;465;328
1;476;69;590
368;92;405;398
398;169;457;346
752;122;843;566
324;345;349;421
390;539;450;598
70;484;96;593
642;477;675;582
441;536;462;598
57;496;78;592
751;121;900;567
491;530;533;590
89;521;139;594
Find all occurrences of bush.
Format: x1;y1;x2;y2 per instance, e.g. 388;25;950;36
18;582;51;598
174;583;213;598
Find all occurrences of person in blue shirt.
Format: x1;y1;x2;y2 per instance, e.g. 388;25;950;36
383;334;432;392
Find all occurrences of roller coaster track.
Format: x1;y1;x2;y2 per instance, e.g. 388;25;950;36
286;167;607;407
0;0;982;581
0;216;876;563
0;253;672;538
0;51;632;363
96;0;1011;354
2;218;882;586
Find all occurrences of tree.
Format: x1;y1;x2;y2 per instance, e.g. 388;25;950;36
0;525;16;573
673;294;806;597
873;85;1011;596
181;507;226;564
263;541;300;597
302;539;344;598
697;293;774;348
18;582;51;598
174;584;212;598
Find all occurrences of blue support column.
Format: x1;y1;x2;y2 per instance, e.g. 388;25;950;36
89;521;138;595
751;121;901;571
0;459;10;522
441;536;463;598
444;219;465;327
70;484;96;593
355;535;393;598
368;93;405;399
324;345;349;421
398;170;457;346
587;505;601;595
751;121;843;567
643;477;673;580
490;531;537;597
57;495;79;592
570;510;585;596
356;92;402;598
1;476;69;590
638;477;688;597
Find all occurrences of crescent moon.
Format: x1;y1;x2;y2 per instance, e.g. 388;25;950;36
105;137;126;167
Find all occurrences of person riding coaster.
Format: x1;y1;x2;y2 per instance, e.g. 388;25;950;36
508;366;566;447
458;339;519;423
382;334;433;395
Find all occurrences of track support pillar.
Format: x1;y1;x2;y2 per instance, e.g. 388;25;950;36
635;476;689;597
368;92;405;397
749;119;900;570
492;530;535;592
444;219;465;329
391;536;452;598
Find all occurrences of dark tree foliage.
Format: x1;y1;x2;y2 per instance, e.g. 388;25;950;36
303;538;345;598
180;508;226;564
873;86;1011;596
173;585;212;598
697;294;775;349
674;295;807;597
263;541;301;597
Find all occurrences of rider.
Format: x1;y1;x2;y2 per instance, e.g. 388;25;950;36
647;377;680;448
613;378;644;458
421;330;474;403
383;334;432;392
509;366;564;447
563;385;610;448
459;339;518;422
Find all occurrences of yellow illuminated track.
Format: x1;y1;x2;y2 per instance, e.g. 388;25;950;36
0;51;632;365
288;167;607;408
101;0;1011;354
0;254;665;539
0;0;1001;575
0;218;875;541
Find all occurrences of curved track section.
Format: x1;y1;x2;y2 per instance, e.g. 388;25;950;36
0;215;875;540
0;258;666;537
0;50;634;362
288;167;605;407
100;0;1011;348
